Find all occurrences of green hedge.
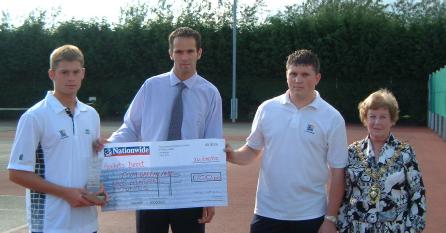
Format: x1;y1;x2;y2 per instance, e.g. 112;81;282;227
1;0;445;125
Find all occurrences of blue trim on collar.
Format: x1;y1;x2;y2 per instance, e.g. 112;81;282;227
45;91;87;114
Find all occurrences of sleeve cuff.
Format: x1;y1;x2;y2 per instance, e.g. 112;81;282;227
246;141;263;151
7;164;35;172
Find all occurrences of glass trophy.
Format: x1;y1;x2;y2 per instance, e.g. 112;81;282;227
85;153;106;202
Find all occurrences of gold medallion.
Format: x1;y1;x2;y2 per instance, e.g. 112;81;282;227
369;184;381;204
354;141;405;206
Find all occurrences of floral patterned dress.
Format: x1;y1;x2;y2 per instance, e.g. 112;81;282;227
337;134;426;233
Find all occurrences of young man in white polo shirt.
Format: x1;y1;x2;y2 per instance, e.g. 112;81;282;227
8;44;105;233
226;49;348;233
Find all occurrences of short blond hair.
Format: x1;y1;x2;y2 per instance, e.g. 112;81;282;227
49;44;84;70
358;89;399;125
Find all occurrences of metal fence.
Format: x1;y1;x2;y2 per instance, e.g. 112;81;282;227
428;66;446;140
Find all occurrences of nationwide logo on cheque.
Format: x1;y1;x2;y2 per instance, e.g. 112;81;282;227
104;146;151;157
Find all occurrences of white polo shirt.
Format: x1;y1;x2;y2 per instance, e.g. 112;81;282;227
8;91;100;233
247;91;348;220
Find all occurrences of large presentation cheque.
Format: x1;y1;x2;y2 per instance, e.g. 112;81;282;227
99;139;227;211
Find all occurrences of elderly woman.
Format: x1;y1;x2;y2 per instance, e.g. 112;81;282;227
337;89;426;233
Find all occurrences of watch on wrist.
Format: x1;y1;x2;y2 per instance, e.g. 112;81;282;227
324;215;337;224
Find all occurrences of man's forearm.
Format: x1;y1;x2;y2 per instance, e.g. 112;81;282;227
9;169;68;197
326;168;345;216
227;144;262;165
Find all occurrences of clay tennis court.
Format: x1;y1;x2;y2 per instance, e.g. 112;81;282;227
1;121;445;233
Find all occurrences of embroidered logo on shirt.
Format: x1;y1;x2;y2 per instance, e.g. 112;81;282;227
59;129;69;139
305;124;315;134
85;129;90;135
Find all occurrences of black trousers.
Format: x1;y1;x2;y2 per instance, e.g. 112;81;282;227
250;214;324;233
136;208;204;233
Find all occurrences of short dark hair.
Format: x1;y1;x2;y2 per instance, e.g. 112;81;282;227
168;27;201;51
286;49;320;73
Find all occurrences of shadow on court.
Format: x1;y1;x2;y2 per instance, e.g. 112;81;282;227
0;121;444;233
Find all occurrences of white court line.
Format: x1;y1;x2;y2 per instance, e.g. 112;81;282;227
0;195;27;233
0;108;27;111
1;224;27;233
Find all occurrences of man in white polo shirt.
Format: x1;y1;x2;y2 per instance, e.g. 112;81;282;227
226;49;348;233
8;44;105;233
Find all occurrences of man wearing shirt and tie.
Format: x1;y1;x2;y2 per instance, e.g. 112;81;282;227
108;27;223;233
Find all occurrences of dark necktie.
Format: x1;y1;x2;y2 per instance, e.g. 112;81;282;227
167;82;186;140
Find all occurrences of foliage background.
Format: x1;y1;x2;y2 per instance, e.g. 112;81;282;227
1;0;445;124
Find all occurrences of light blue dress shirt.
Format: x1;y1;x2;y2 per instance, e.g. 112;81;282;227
109;70;223;142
